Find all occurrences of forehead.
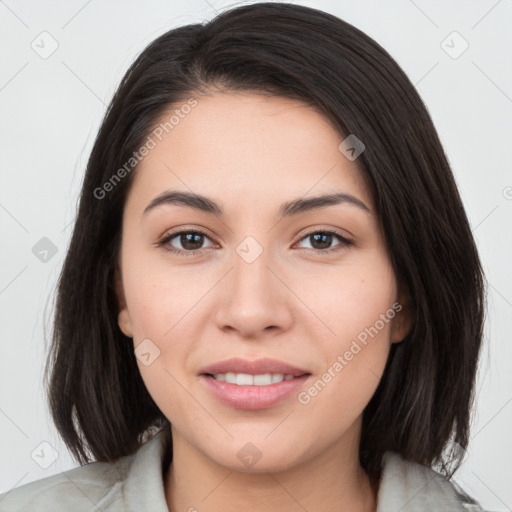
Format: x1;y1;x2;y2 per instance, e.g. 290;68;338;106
124;92;373;217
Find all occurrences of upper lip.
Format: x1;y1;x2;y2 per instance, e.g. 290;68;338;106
200;357;310;377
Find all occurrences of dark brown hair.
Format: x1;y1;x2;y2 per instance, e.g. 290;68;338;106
44;0;486;498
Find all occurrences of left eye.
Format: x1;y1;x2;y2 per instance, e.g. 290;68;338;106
159;229;353;256
295;231;353;253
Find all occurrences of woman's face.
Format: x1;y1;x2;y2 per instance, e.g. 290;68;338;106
117;91;410;472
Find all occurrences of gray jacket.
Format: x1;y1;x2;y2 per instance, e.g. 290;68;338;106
0;429;485;511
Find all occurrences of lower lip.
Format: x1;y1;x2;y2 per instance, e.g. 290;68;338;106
200;374;311;410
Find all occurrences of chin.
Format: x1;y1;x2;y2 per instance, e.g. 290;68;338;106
205;441;308;474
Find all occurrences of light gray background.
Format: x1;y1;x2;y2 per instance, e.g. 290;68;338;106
1;0;511;510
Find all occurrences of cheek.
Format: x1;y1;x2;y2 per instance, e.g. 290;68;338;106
297;252;397;340
295;256;396;410
121;242;205;339
123;265;200;423
297;314;393;433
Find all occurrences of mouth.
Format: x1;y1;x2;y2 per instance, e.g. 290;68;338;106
199;356;310;379
198;358;312;409
205;372;304;385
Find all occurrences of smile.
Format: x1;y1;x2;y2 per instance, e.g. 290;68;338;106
200;373;311;410
210;373;295;385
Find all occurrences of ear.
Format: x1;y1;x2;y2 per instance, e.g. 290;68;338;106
390;285;413;344
114;266;133;338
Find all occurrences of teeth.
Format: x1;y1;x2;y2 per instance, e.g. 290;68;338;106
254;374;272;385
236;373;254;385
212;373;295;385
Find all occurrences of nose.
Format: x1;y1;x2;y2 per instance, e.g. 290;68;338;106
213;247;294;339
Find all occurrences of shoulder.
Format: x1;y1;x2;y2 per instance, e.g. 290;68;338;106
0;454;134;511
0;428;171;512
377;451;486;512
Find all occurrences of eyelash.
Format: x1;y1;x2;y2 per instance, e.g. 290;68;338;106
158;227;354;257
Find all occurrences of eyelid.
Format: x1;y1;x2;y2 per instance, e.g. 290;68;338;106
295;224;354;242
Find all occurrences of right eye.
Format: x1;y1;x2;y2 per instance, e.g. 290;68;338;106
159;229;217;256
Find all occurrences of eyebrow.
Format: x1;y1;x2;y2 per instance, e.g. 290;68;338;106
142;190;371;219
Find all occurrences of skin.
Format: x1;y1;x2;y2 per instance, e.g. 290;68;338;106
116;91;412;512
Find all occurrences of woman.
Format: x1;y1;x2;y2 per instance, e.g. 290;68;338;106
0;2;486;511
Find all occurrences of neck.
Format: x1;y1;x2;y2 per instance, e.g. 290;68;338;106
164;420;377;512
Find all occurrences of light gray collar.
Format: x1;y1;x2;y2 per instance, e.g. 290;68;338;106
376;451;472;511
